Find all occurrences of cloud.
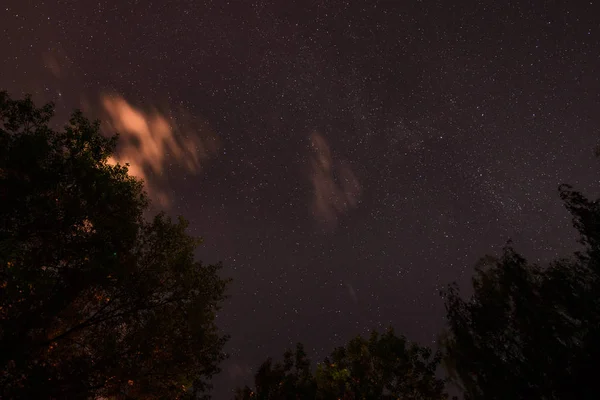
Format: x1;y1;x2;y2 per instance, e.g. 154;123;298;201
346;282;358;304
101;94;220;207
42;47;74;79
226;361;253;380
309;132;361;227
43;52;62;78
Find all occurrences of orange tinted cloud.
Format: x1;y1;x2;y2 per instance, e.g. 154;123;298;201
42;47;74;79
102;94;220;207
309;132;361;226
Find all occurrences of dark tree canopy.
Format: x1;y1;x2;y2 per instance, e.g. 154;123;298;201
236;329;449;400
317;329;448;400
0;92;229;399
442;185;600;400
235;343;317;400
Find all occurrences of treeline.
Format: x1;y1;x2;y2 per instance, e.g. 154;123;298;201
1;92;599;399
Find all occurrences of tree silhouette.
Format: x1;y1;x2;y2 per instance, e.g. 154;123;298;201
0;92;229;399
441;184;600;400
237;329;449;400
235;343;317;400
317;329;448;400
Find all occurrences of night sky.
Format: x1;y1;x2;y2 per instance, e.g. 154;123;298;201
2;1;599;398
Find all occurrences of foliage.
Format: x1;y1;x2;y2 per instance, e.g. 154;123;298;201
236;329;449;400
235;343;316;400
317;329;448;400
0;92;229;399
441;184;600;400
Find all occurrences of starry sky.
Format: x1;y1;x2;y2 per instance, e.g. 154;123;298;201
2;1;599;398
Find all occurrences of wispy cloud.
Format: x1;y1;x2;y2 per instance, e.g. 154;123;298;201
101;94;220;207
309;132;361;227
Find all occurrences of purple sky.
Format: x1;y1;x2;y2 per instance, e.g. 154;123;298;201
2;1;599;397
